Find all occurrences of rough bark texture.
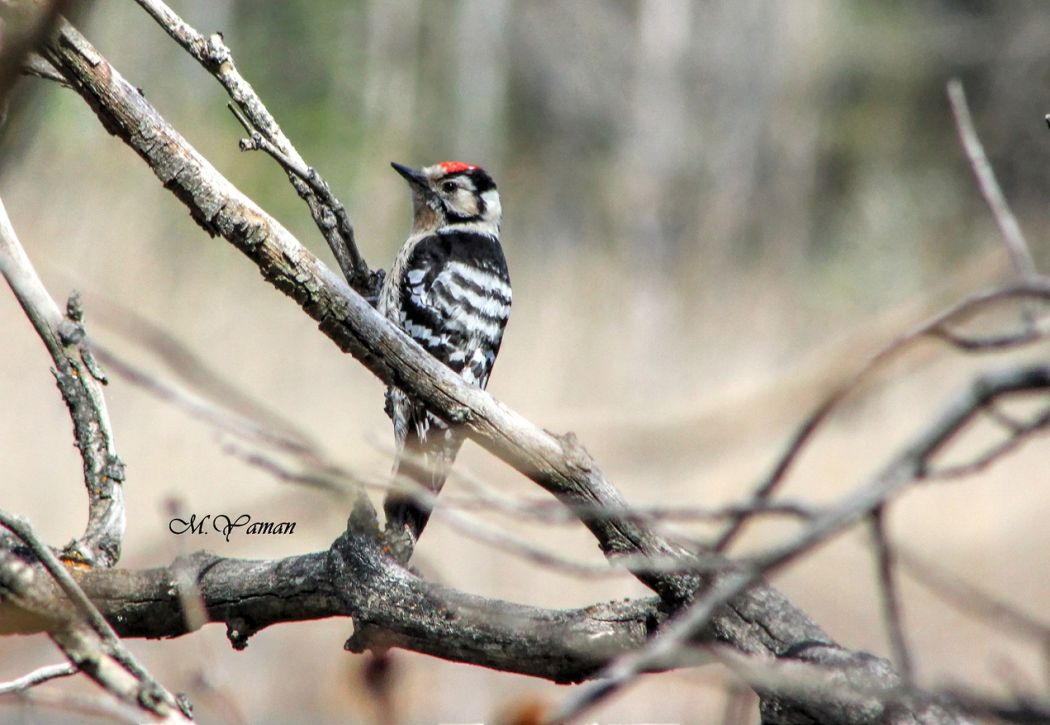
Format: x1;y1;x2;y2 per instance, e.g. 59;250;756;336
3;525;662;685
0;198;125;568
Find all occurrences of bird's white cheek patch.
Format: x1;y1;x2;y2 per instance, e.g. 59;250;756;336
481;190;501;222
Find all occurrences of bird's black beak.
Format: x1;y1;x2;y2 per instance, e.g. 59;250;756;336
391;162;429;189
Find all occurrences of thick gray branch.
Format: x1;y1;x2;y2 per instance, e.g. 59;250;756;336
4;525;663;685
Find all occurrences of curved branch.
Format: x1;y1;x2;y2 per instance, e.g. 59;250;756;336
0;196;124;567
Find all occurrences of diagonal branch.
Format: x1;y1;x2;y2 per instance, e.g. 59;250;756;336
947;79;1038;282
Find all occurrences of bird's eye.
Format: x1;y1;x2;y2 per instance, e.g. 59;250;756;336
441;181;457;193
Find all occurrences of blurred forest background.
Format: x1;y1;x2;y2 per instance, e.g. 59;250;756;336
2;1;1049;722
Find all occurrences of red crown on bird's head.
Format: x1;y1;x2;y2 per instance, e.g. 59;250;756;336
437;161;478;174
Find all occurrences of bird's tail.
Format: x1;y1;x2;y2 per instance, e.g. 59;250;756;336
384;428;464;545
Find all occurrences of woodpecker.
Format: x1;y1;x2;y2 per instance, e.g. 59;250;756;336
380;160;511;551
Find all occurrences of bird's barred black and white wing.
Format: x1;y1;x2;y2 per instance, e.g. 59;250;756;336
382;229;511;542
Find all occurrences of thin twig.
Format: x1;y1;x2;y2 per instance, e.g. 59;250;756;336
947;79;1039;282
715;281;1050;552
0;663;77;695
869;507;913;682
227;102;367;292
929;320;1050;351
132;0;373;294
553;365;1050;722
926;403;1050;480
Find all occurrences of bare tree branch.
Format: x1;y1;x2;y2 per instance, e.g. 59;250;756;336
0;663;77;695
869;507;913;683
947;79;1039;282
0;511;190;722
716;281;1050;552
0;196;124;567
16;11;1045;724
4;525;670;685
925;403;1050;480
556;364;1049;722
131;0;375;296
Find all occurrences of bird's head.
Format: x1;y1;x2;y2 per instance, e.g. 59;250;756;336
391;161;501;236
